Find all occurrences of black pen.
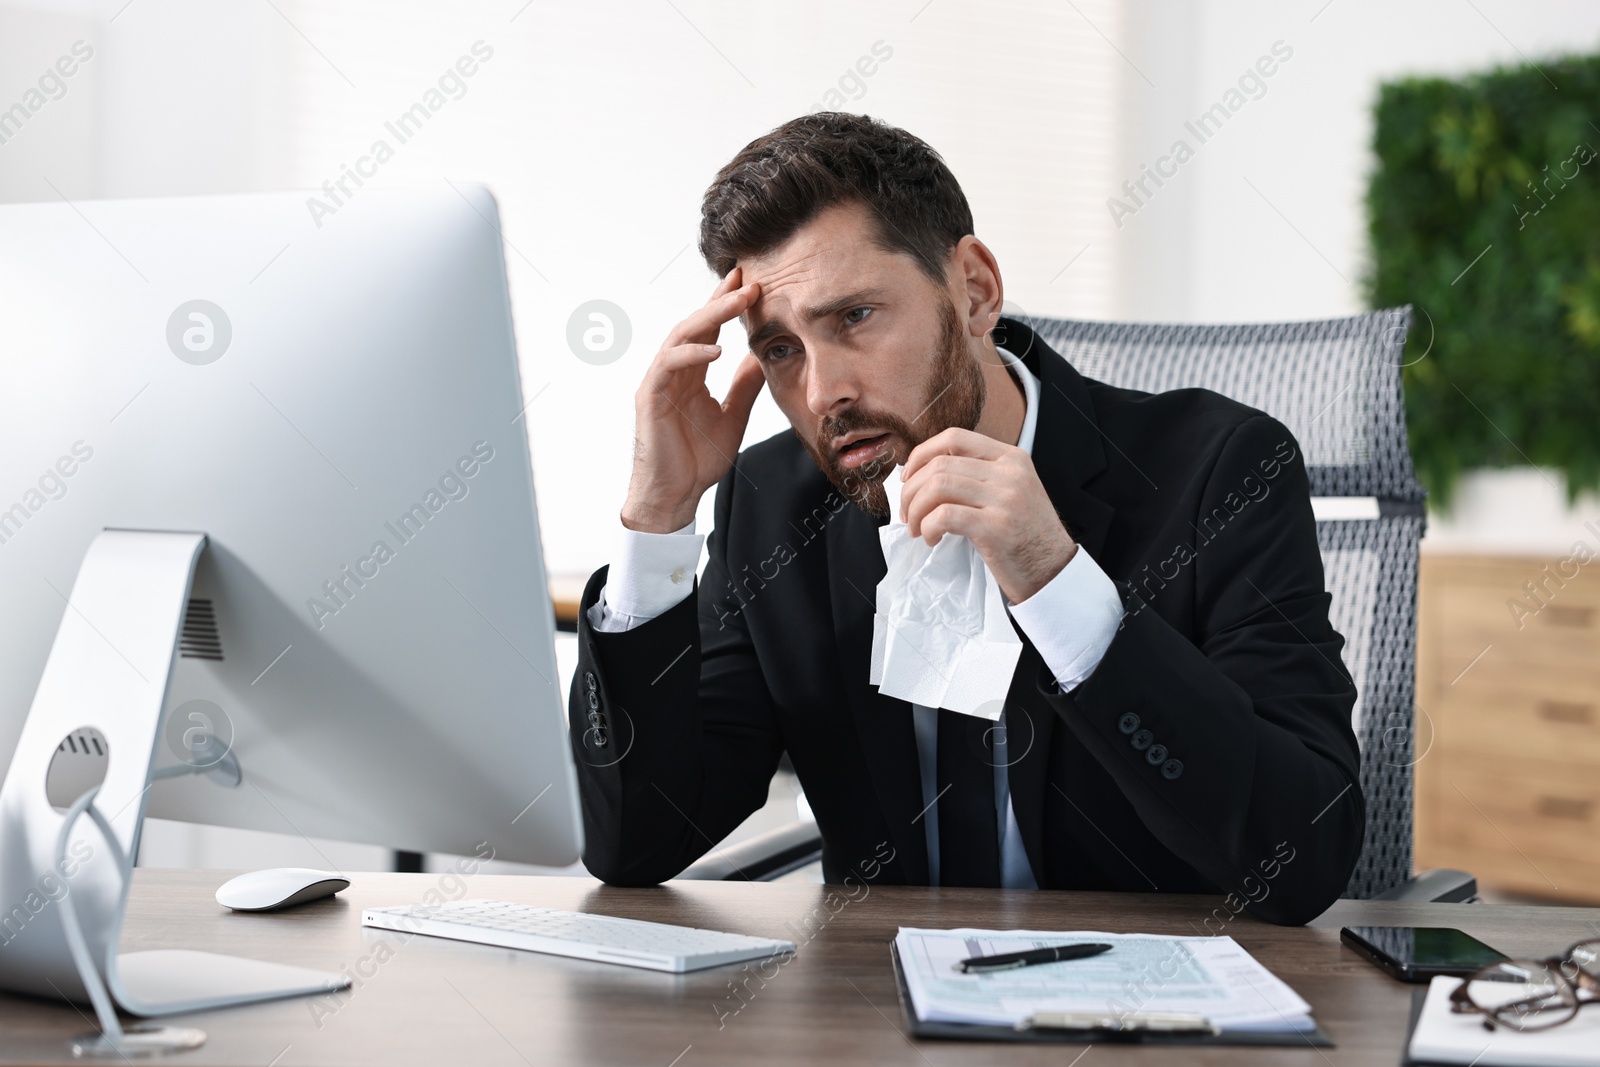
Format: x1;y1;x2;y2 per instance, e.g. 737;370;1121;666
956;942;1113;974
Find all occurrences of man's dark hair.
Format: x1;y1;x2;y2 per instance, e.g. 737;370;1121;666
698;112;974;285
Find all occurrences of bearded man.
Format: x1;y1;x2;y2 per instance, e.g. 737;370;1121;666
568;112;1361;924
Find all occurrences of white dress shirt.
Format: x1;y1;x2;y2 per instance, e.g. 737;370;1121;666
589;345;1123;888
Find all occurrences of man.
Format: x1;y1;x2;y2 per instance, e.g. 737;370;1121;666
569;112;1361;925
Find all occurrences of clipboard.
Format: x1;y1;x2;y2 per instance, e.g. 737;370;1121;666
889;942;1335;1047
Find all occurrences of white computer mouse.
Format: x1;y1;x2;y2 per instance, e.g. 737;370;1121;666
216;868;350;912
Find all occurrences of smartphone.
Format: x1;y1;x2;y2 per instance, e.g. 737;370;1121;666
1339;925;1509;983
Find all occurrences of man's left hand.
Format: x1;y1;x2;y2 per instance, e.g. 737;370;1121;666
900;427;1077;604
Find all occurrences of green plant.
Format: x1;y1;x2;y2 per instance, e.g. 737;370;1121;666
1365;53;1600;506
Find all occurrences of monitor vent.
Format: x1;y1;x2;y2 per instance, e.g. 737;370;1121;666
180;598;224;660
48;727;109;810
58;729;106;757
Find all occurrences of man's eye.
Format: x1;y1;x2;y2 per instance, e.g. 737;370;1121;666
765;345;795;362
844;306;872;326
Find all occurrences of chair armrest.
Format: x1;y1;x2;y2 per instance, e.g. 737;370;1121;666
676;821;822;882
1371;868;1478;903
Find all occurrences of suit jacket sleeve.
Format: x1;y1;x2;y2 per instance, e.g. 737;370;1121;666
1053;414;1364;924
568;466;783;885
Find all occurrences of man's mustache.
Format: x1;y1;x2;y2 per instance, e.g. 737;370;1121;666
819;409;915;451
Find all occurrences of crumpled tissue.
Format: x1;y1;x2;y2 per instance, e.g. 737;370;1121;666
868;466;1022;719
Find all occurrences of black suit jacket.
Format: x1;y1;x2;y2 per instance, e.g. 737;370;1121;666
569;317;1363;924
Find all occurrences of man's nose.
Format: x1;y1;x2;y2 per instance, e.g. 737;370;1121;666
804;342;860;419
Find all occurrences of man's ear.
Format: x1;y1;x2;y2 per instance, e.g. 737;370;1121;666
948;236;1004;338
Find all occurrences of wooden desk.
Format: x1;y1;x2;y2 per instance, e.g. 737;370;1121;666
3;871;1597;1066
549;573;587;631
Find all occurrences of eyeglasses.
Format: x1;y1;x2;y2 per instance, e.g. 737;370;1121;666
1449;939;1600;1031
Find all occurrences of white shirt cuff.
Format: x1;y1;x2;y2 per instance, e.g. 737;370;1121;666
588;522;705;633
1006;545;1122;692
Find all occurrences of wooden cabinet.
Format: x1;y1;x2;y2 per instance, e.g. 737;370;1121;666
1416;554;1600;904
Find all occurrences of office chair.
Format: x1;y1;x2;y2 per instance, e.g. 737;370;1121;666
681;305;1475;904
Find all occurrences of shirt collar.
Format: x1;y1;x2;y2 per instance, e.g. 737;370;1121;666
995;344;1040;457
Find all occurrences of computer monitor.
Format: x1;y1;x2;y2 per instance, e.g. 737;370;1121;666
0;185;582;870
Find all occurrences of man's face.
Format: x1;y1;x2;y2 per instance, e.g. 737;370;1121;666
738;201;985;517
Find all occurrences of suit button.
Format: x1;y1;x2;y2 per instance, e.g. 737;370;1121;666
1161;758;1183;780
587;691;600;711
1131;729;1153;751
584;671;597;692
1146;744;1167;765
594;731;609;748
587;711;601;726
1118;713;1140;735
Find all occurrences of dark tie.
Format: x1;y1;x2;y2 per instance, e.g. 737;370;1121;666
935;708;1001;887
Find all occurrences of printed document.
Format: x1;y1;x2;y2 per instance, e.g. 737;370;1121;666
895;928;1314;1032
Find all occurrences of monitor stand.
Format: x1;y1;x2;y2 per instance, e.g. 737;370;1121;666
0;529;349;1057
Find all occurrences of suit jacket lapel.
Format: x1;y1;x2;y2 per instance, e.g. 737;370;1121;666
992;316;1118;882
823;318;1118;887
826;500;931;884
995;315;1116;558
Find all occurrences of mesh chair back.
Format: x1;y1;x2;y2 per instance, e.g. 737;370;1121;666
1021;307;1424;898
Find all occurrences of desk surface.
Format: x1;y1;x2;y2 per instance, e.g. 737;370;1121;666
549;573;586;629
3;870;1597;1066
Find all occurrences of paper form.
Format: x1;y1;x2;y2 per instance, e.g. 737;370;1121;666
895;928;1315;1032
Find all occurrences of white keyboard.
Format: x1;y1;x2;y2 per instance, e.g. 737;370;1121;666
362;900;797;973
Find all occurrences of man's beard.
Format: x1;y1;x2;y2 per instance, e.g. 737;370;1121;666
799;295;986;519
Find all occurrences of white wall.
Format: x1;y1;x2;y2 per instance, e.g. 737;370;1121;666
0;4;99;201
